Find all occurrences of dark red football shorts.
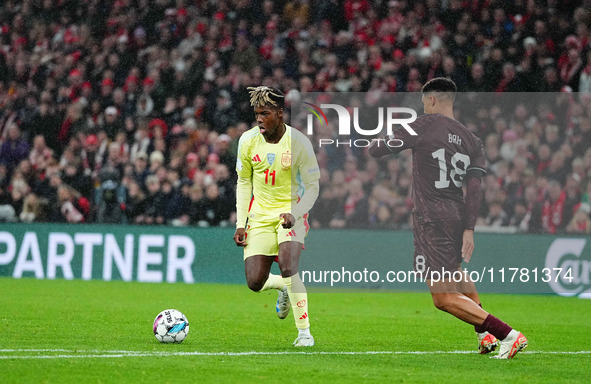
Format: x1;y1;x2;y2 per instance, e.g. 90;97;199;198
413;219;463;278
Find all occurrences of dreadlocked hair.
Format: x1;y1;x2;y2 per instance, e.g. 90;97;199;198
247;86;285;109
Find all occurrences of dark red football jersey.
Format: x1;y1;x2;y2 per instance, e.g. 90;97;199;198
388;113;486;223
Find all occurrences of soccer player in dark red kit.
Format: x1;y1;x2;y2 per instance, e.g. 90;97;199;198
369;77;528;359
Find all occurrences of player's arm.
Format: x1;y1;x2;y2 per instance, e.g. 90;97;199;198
462;167;486;262
234;137;252;246
291;179;319;219
281;179;319;229
282;137;320;228
368;137;397;157
234;176;251;246
235;176;252;229
369;115;425;157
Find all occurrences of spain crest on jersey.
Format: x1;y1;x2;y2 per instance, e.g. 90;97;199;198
281;151;291;167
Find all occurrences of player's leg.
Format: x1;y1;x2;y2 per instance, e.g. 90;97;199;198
244;255;277;291
456;272;498;353
277;240;313;347
428;279;488;325
419;221;526;358
419;220;489;324
457;275;528;359
243;224;286;293
456;273;480;305
428;280;528;357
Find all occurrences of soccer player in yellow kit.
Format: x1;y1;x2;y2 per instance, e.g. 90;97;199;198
233;86;320;347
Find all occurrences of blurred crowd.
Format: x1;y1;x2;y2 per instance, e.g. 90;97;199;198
306;92;591;235
0;0;590;234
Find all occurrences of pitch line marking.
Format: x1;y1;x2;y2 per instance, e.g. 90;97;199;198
1;349;591;359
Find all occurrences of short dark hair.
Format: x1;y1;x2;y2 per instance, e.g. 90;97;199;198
421;77;457;93
421;77;457;103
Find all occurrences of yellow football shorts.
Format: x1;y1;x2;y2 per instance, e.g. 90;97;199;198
243;214;310;259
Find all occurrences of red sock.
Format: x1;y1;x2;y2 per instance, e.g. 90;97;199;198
482;314;512;340
474;303;487;333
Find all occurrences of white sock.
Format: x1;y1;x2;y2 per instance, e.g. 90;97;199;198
259;274;286;291
503;329;519;341
282;274;310;329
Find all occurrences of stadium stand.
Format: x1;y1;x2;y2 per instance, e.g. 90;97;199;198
0;0;590;234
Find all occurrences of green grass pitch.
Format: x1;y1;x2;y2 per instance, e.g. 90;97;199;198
1;278;590;383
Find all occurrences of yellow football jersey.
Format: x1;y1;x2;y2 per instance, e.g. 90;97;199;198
236;124;320;224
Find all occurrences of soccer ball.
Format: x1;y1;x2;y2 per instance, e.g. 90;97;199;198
153;309;190;343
